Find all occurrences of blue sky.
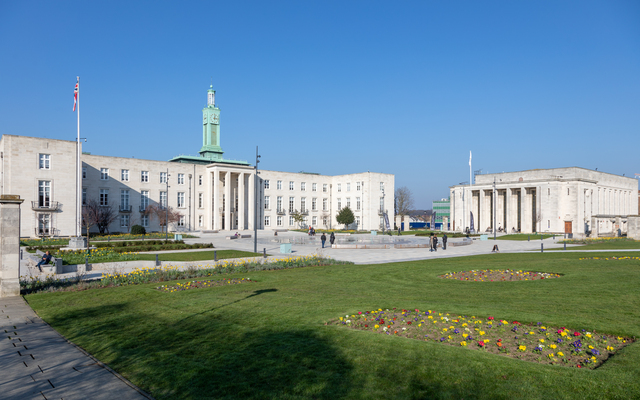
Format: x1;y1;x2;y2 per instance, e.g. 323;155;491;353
1;1;639;208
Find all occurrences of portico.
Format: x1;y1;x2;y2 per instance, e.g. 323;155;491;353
208;165;255;231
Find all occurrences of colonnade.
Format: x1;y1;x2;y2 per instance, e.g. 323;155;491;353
209;166;256;231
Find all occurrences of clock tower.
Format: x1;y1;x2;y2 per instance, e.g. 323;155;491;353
199;85;224;161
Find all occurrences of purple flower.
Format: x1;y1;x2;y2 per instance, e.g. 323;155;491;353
454;329;460;334
591;349;600;356
440;337;446;342
557;339;563;343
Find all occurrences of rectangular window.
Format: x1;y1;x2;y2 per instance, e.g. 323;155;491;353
323;198;328;211
289;197;295;212
323;184;327;193
337;198;342;210
312;198;317;211
289;181;294;190
39;154;50;169
141;171;149;182
38;213;50;235
121;169;129;181
82;188;87;205
301;197;306;212
264;180;270;189
100;189;109;206
380;182;384;191
178;215;185;227
357;182;361;191
323;216;328;226
177;192;185;208
312;183;317;192
141;215;149;227
356;216;360;227
337;183;341;192
160;191;167;208
289;216;295;226
178;173;184;185
121;214;129;228
356;197;361;211
301;182;306;191
277;216;283;226
160;172;167;184
100;168;109;180
265;216;270;226
198;193;203;208
312;216;317;226
277;196;283;212
265;196;270;210
199;175;203;185
140;191;149;211
82;167;86;179
346;183;351;192
38;180;51;207
346;197;351;208
199;215;203;227
380;197;384;211
120;189;130;211
277;180;282;190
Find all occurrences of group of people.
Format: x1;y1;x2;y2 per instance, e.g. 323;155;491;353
428;233;447;252
320;232;335;248
308;226;317;236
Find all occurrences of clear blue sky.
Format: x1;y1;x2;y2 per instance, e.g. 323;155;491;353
1;1;639;208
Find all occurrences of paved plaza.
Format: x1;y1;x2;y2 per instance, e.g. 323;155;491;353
9;231;640;398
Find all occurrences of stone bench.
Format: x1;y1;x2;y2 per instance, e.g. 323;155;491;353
225;236;238;240
449;238;473;247
240;234;252;239
202;230;219;233
394;244;429;249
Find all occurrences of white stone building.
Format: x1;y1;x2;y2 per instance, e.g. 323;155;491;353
449;167;638;237
0;87;394;237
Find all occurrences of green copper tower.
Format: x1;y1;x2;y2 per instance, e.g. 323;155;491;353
199;85;223;161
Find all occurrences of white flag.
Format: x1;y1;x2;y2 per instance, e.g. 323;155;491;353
469;151;472;166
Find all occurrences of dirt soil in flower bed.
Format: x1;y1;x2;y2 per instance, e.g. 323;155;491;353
440;269;562;281
331;309;634;369
156;277;254;292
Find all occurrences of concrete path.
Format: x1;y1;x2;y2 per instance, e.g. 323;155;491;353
0;296;151;400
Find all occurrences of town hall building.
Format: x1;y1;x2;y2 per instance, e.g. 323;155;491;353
0;87;394;237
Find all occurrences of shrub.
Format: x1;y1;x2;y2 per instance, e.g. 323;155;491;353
131;225;146;235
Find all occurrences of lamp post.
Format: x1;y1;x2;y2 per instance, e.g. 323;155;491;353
165;168;169;242
254;146;260;253
493;177;497;240
381;188;385;233
188;174;192;231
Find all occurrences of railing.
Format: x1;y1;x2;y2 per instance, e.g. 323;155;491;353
31;201;59;211
300;209;309;215
120;205;132;212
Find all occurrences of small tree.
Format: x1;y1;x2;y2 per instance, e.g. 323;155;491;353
146;204;182;233
290;209;305;228
394;187;415;218
96;202;118;234
82;199;100;251
336;206;355;230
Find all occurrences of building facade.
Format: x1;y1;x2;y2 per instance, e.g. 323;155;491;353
1;87;394;237
450;168;638;237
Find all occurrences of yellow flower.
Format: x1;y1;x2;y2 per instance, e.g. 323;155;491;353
374;324;379;329
460;341;467;346
539;339;545;343
548;353;554;358
519;345;527;352
549;344;557;349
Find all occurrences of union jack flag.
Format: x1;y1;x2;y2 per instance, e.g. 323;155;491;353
73;78;78;111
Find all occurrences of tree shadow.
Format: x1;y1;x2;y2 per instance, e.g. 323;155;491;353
176;289;278;324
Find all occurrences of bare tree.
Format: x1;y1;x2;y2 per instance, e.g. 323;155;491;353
96;202;119;234
146;205;182;233
82;199;100;251
394;187;415;218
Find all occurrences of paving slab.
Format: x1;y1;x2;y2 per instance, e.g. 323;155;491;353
0;297;151;400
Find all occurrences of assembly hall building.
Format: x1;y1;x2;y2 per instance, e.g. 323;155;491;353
0;87;394;237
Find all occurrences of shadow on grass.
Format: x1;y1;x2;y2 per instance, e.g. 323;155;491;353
177;288;279;324
45;300;357;400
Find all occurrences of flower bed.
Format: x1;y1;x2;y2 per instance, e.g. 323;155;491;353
331;309;634;369
579;256;640;261
157;277;253;292
440;269;562;281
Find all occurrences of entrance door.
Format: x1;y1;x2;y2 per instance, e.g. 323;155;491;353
564;221;572;234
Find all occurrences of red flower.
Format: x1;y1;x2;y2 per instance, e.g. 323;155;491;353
478;341;485;347
380;320;385;324
488;316;494;320
574;332;581;336
577;365;582;368
407;321;412;325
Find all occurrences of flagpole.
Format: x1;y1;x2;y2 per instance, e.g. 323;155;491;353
76;76;81;237
469;151;472;233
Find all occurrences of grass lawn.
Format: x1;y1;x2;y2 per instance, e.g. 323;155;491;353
136;249;262;262
25;252;640;399
495;233;555;241
547;241;640;251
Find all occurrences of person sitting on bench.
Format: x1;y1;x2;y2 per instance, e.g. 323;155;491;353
36;251;52;272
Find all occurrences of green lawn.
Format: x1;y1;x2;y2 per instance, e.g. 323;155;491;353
24;252;640;399
137;249;262;262
495;233;555;241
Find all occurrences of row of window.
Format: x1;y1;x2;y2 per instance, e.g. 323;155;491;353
263;196;368;212
118;214;188;228
263;215;362;227
82;188;204;209
84;167;203;186
263;180;386;192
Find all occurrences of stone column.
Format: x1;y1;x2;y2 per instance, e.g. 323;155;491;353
1;195;24;297
238;172;245;230
520;187;527;233
224;171;231;231
248;173;255;231
213;169;220;230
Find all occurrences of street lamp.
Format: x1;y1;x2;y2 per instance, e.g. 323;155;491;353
165;168;170;242
254;146;260;253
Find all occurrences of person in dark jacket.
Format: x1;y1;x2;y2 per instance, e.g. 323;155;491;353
433;235;438;252
36;251;52;272
442;233;448;250
321;233;327;248
330;232;336;246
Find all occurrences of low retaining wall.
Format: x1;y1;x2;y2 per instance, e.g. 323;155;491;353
449;238;473;247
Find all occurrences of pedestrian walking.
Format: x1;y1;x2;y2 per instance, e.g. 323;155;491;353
442;233;448;250
429;234;433;252
330;232;336;246
433;235;438;252
321;233;327;248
